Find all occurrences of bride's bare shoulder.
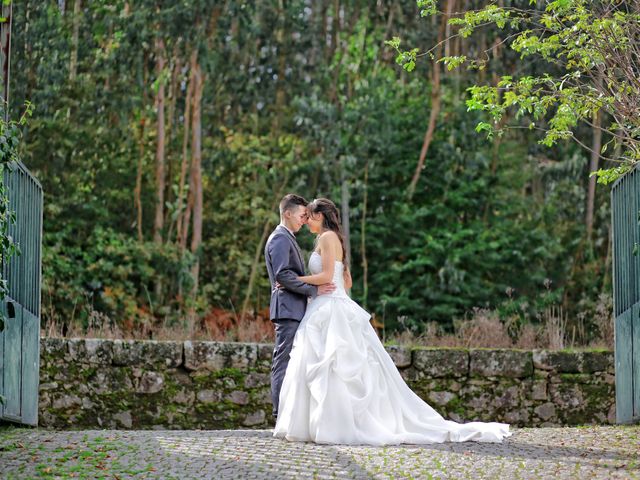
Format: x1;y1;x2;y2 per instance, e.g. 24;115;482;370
318;231;340;244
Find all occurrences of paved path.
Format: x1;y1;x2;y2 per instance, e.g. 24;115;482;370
0;426;638;479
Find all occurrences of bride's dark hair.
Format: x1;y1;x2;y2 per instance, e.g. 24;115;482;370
308;198;349;269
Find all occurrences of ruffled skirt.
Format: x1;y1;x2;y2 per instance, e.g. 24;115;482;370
273;295;511;446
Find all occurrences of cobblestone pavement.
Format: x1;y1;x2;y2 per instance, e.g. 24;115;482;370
0;426;638;479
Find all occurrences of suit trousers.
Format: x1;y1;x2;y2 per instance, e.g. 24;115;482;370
271;318;300;418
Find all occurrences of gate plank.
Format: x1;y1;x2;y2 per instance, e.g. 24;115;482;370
634;303;640;420
20;308;39;426
3;299;22;420
0;301;4;418
616;308;634;423
633;172;640;420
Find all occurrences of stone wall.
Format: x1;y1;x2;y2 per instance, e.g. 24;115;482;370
37;338;615;429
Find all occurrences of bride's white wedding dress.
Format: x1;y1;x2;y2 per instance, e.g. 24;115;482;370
273;252;511;446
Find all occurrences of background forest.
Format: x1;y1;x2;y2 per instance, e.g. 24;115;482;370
12;0;614;347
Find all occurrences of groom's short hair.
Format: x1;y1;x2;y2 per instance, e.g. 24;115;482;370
280;194;308;216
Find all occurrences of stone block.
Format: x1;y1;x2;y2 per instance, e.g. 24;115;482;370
385;345;412;368
256;343;274;362
137;371;164;394
531;381;547;401
412;348;469;377
580;351;613;373
466;393;492;410
172;390;195;405
504;409;530;424
39;382;58;391
534;402;556;421
197;389;220;403
532;350;579;373
38;392;51;409
497;385;522;408
470;349;533;378
89;368;133;395
428;391;456;406
67;338;113;364
227;391;249;405
243;410;266;427
172;369;193;387
184;341;258;371
244;372;270;389
40;337;67;360
52;394;82;410
252;388;271;404
113;340;182;368
607;404;616;424
549;383;584;409
113;410;133;428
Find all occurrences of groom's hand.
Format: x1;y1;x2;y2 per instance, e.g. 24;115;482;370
317;283;336;295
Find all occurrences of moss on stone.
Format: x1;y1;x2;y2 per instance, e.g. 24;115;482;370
37;339;615;429
445;396;468;417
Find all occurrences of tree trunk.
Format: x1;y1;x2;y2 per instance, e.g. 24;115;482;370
360;160;369;307
603;223;612;289
134;116;145;242
189;59;204;295
321;0;329;62
586;110;602;243
69;0;81;81
329;0;339;62
340;160;351;265
407;4;448;198
134;54;149;242
152;38;167;244
274;0;287;132
180;52;199;252
172;51;195;246
181;172;194;251
163;52;181;237
444;0;455;58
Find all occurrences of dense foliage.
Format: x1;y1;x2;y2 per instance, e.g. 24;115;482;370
392;0;640;182
12;0;612;341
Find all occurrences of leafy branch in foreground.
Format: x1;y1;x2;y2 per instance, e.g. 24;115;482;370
392;0;640;184
0;102;34;303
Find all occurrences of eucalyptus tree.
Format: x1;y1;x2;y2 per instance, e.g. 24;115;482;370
391;0;640;179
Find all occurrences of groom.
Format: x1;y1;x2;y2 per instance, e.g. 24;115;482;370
265;193;335;420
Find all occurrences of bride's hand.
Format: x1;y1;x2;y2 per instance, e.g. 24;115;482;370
318;283;336;295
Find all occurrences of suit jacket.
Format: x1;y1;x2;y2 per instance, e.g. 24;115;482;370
265;225;317;321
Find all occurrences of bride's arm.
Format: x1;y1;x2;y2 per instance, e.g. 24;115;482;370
298;233;337;286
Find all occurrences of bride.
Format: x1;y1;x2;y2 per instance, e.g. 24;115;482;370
273;198;511;446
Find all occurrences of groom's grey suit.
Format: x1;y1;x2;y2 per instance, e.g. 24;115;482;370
265;225;317;418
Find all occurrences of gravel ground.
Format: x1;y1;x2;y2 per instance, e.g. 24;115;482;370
0;425;638;479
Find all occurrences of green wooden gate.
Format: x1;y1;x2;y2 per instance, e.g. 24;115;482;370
612;165;640;424
0;160;43;426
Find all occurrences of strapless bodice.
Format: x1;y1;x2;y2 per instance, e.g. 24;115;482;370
309;251;347;297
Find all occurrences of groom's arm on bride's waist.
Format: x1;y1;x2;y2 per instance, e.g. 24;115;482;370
268;235;318;298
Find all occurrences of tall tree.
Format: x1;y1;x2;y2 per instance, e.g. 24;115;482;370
69;0;81;81
407;0;449;198
189;55;204;294
153;38;167;244
586;111;602;242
